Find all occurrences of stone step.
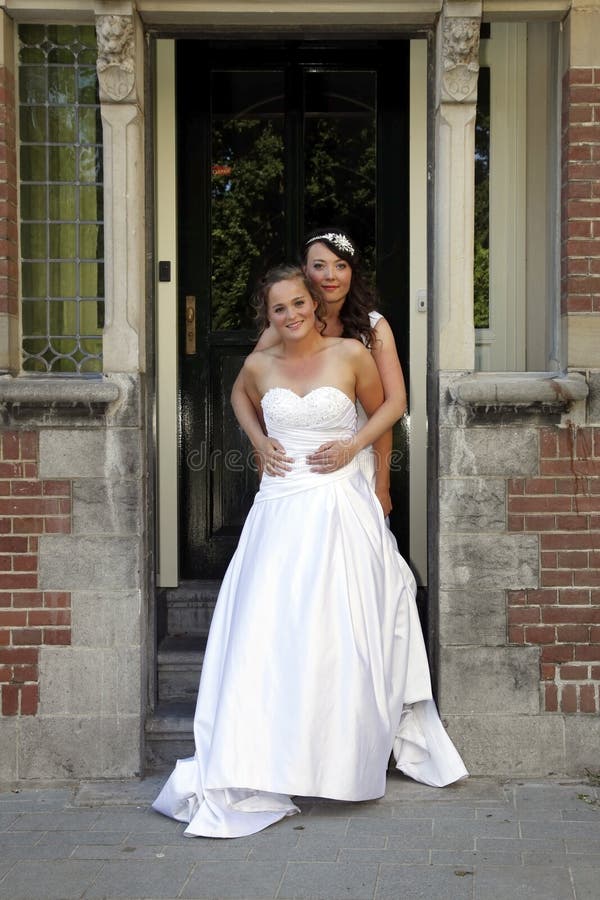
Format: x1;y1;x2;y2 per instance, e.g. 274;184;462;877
157;634;206;704
145;702;195;769
159;579;220;637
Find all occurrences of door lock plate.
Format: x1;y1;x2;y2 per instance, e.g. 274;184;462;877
185;295;196;355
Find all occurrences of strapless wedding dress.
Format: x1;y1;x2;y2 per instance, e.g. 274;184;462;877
153;386;467;838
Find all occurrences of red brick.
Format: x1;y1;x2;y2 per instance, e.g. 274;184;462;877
511;496;572;513
528;589;559;606
10;481;41;497
545;683;559;712
523;478;555;495
574;645;600;662
44;518;71;534
541;570;573;587
508;625;524;644
19;683;38;715
0;573;38;589
43;628;70;646
567;176;592;196
11;664;37;683
591;625;600;642
541;663;556;680
592;665;600;679
540;430;558;459
543;607;600;624
11;591;43;608
2;432;19;460
570;84;600;104
509;607;540;625
0;462;22;478
566;297;593;313
507;590;527;606
560;664;589;680
524;515;555;532
556;624;590;642
568;124;600;144
13;555;37;572
42;480;70;497
559;589;591;605
12;518;44;534
572;496;600;512
574;570;600;587
560;683;578;713
541;551;558;569
0;498;64;516
0;609;26;627
508;515;524;531
11;628;42;645
557;551;588;568
28;609;70;627
0;536;28;553
568;254;591;273
555;515;590;531
43;592;70;609
569;69;594;86
19;433;37;461
524;625;556;644
0;647;37;665
542;533;596;550
0;556;11;571
508;478;524;495
579;684;597;713
1;683;18;715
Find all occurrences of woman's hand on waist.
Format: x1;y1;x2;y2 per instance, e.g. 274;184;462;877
256;435;293;477
306;437;358;473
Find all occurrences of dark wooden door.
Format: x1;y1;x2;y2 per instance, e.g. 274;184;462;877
176;41;410;580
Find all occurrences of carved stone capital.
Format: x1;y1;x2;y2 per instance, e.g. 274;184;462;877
441;17;480;102
96;14;135;102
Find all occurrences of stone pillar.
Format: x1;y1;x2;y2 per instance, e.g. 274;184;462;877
95;1;145;373
433;0;481;372
0;10;19;374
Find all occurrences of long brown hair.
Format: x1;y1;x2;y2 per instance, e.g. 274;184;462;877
253;264;327;335
300;228;377;349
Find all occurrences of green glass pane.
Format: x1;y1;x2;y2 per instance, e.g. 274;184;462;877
80;224;103;259
79;49;97;65
49;185;76;220
21;223;47;259
80;262;103;297
80;356;102;374
79;146;102;183
48;107;75;143
49;224;76;258
78;27;97;49
78;68;98;104
49;300;76;333
20;67;46;104
50;337;77;356
79;186;103;221
23;355;49;373
22;300;48;336
20;145;47;181
80;301;103;335
20;106;47;143
50;356;77;373
48;67;76;104
21;262;47;298
19;47;45;64
49;146;75;182
19;25;46;46
47;25;76;46
21;185;47;220
48;47;74;64
78;108;101;145
81;335;103;355
49;262;76;297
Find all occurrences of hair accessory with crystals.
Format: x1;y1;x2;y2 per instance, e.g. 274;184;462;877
305;232;355;256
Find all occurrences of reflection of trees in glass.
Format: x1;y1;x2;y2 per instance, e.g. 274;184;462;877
474;67;490;328
211;120;284;330
305;118;376;278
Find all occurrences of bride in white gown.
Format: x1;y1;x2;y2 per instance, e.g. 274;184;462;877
152;265;468;839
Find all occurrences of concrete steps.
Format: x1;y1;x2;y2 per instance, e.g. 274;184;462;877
146;580;220;768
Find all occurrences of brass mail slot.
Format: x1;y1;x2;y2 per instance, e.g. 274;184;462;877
185;295;196;355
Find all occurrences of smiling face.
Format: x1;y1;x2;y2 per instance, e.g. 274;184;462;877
303;242;353;308
266;276;318;340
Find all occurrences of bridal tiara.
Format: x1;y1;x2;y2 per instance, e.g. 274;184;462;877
305;233;355;256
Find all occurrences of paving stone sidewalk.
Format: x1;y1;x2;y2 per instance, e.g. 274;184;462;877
0;771;599;899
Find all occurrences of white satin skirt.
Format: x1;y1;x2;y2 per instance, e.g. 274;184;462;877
153;456;467;838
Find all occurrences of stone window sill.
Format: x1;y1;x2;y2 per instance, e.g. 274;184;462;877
449;372;589;410
0;375;120;411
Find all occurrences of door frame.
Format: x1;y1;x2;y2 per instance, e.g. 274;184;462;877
154;36;429;587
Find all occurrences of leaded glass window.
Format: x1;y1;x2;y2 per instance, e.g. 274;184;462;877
19;24;103;373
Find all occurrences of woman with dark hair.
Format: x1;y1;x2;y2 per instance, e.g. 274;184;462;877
231;228;406;517
153;265;467;839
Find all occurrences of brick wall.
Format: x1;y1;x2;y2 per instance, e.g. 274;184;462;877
0;431;72;716
508;425;600;715
561;66;600;315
